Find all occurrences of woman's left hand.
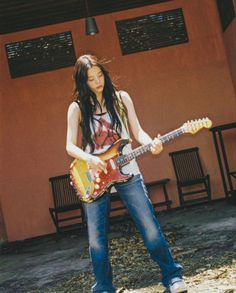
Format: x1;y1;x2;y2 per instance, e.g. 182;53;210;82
150;134;163;155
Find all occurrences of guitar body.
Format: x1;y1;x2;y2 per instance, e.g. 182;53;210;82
70;139;132;203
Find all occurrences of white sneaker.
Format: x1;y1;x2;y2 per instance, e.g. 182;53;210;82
169;279;188;293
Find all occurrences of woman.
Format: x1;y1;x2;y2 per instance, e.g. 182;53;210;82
66;55;187;293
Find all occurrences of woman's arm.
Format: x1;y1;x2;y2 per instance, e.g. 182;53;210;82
66;102;107;172
120;91;163;155
66;102;89;160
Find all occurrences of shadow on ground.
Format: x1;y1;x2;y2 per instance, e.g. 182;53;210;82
0;200;235;293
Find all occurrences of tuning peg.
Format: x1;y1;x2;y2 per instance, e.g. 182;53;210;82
198;119;202;126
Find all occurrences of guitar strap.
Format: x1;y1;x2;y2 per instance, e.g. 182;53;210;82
115;91;130;137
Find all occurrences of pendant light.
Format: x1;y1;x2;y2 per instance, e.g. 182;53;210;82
85;0;99;35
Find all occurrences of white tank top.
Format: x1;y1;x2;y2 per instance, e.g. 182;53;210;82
84;111;140;176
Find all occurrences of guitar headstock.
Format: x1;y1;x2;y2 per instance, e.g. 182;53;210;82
182;118;212;134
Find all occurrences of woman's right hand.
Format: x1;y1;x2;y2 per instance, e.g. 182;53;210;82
87;155;107;174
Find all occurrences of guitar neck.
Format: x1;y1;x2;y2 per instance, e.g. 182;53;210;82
117;127;184;166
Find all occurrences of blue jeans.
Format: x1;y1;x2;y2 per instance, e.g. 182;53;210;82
84;174;183;292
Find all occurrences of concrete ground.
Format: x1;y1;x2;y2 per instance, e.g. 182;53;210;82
0;199;235;293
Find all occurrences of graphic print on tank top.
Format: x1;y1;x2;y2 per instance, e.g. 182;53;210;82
86;111;140;176
93;113;120;152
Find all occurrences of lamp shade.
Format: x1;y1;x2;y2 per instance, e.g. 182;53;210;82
86;17;99;35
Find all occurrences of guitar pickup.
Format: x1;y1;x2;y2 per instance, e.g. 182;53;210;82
109;159;116;170
85;186;92;197
86;170;94;182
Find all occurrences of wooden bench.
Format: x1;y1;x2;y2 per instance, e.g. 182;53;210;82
146;178;172;209
109;178;172;222
49;175;171;231
49;174;85;233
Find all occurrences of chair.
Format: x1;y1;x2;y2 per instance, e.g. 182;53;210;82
169;147;211;206
210;122;236;201
49;174;85;233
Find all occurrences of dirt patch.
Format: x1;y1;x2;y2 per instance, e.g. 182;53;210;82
0;200;235;293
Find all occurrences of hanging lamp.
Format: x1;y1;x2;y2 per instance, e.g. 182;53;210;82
85;0;99;35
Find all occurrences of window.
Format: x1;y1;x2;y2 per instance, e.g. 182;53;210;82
116;8;188;55
216;0;235;31
5;31;76;78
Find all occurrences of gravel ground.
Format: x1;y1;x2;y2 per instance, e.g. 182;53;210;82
0;200;235;293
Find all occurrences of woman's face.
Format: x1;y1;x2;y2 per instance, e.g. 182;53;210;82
86;65;105;96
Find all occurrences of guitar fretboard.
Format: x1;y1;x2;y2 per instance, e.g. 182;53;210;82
116;127;184;167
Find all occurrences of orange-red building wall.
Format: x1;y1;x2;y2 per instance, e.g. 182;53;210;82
223;7;236;94
0;0;236;241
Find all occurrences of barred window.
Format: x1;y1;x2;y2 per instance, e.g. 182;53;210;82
116;8;188;55
5;31;76;78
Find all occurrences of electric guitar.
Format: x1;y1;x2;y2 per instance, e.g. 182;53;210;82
70;118;212;203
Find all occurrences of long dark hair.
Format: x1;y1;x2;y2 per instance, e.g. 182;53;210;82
72;54;122;153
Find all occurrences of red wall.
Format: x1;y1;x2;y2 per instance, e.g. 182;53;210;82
223;1;236;95
1;0;236;241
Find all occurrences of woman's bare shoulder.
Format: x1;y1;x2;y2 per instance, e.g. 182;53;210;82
68;101;81;121
117;90;132;102
117;90;133;108
68;100;81;110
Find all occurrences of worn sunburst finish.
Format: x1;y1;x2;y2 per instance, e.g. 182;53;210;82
70;139;132;203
